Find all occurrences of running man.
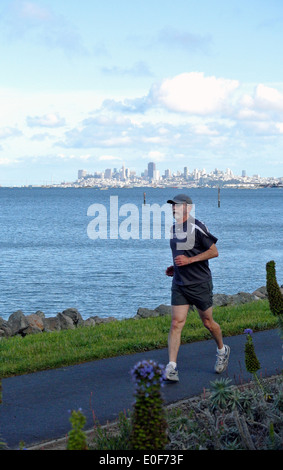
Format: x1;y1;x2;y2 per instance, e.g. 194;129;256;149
165;194;230;382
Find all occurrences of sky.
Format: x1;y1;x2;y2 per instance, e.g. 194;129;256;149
1;0;283;186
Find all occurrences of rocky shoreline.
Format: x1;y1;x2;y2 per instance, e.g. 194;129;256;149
0;285;281;339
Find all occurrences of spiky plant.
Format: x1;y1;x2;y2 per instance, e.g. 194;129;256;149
266;261;283;317
130;360;168;450
244;328;266;398
209;377;236;411
244;329;261;374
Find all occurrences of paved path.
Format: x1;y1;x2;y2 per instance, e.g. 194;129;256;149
0;329;282;449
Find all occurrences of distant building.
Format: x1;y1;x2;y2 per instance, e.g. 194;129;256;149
184;167;188;179
78;169;87;179
120;165;126;179
104;169;112;179
192;169;200;180
153;170;160;181
242;170;246;177
164;169;171;179
148;162;156;179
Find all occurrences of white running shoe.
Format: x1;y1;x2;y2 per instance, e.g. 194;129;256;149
165;363;179;382
214;345;230;374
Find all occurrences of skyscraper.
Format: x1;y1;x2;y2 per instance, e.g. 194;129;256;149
104;169;112;179
78;170;87;179
148;162;156;179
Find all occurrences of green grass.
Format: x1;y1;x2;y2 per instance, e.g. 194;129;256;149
0;300;279;378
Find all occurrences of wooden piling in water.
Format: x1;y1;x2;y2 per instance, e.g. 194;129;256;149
218;187;220;208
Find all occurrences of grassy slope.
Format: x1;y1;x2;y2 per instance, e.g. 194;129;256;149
0;300;278;378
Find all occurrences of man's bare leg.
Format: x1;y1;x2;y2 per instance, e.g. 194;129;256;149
168;304;190;363
197;306;230;373
197;306;223;349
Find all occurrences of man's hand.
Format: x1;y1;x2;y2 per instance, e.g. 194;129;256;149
165;265;174;276
174;255;191;266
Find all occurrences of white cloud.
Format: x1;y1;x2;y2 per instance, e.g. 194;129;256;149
157;27;212;53
192;124;219;136
146;151;166;162
16;1;52;21
254;84;283;112
102;61;153;77
0;127;22;139
101;136;132;147
0;157;20;165
238;84;283;121
275;122;283;134
83;115;132;127
27;113;66;128
56;153;92;161
2;0;88;55
99;155;123;161
30;132;54;141
151;72;239;115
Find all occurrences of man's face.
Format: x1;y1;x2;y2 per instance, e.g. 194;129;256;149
172;203;189;221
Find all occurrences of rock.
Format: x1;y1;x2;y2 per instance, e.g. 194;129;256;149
24;325;43;335
0;318;12;337
43;316;61;332
0;330;6;339
61;308;84;327
26;314;44;331
34;310;45;320
229;292;258;305
101;317;118;324
213;294;232;307
135;307;159;319
24;314;45;335
83;318;96;327
252;286;267;299
7;310;29;336
90;316;117;324
154;304;171;316
57;313;76;330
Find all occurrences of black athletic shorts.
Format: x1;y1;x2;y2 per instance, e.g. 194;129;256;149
171;280;213;311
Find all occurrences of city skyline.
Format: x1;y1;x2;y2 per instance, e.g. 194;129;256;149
72;161;282;189
1;1;283;186
78;161;249;180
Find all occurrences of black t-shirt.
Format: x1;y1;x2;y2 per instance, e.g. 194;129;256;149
170;217;218;286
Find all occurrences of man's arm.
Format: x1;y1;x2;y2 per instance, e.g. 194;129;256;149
174;244;218;266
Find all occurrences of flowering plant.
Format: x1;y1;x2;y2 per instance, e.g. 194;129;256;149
244;328;261;374
130;359;166;396
130;360;168;450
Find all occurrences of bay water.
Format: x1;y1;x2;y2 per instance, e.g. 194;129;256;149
0;187;282;321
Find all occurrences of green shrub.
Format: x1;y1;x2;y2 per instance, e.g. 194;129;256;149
67;409;88;450
92;411;131;450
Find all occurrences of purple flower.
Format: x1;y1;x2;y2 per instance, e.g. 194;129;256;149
130;360;166;392
244;328;253;335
